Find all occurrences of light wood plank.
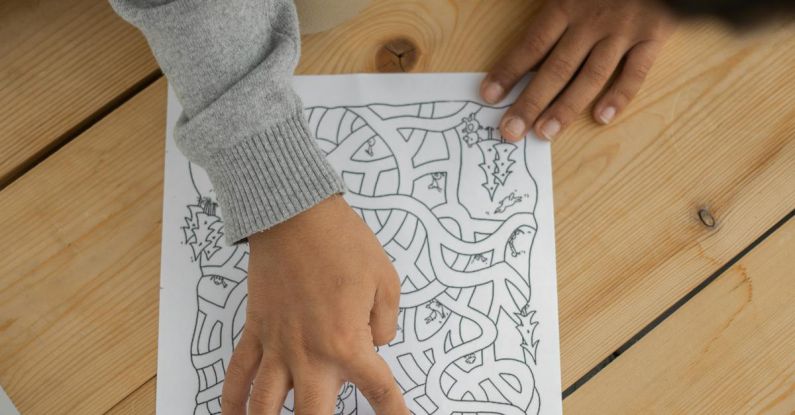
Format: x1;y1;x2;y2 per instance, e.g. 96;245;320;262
0;0;158;186
552;22;795;386
0;80;166;414
298;0;539;74
564;219;795;414
106;377;156;415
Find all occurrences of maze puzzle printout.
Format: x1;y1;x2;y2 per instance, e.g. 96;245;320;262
157;73;562;414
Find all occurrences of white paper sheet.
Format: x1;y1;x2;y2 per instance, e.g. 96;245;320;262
157;73;561;414
0;386;20;415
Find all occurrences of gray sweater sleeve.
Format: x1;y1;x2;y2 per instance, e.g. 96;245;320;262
109;0;346;245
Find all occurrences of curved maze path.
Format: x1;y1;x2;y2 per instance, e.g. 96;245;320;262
182;101;544;414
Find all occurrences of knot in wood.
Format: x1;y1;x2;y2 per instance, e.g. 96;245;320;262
698;208;717;228
376;37;419;73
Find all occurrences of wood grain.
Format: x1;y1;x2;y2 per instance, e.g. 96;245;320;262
565;219;795;414
0;0;158;187
0;80;166;414
298;0;539;74
106;377;156;415
553;22;795;386
1;0;794;413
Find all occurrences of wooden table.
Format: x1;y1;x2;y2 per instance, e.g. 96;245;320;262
1;0;793;413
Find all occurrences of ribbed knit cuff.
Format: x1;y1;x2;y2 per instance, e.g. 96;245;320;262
205;112;347;245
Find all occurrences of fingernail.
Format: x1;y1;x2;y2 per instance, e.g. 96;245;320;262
540;118;561;140
503;117;526;140
482;82;503;104
599;106;616;124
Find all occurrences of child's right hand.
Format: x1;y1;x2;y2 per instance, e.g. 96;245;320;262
221;195;409;414
481;0;676;141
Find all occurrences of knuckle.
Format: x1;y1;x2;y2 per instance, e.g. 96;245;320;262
221;393;246;412
320;338;346;359
613;19;636;36
324;330;369;361
553;99;579;119
517;98;544;119
372;325;398;347
389;290;401;309
363;383;396;405
224;359;246;381
546;57;577;82
584;60;612;83
292;329;314;354
546;0;569;19
629;59;653;80
385;267;401;286
521;34;548;58
299;387;322;409
247;394;270;411
648;19;674;39
384;283;401;308
611;86;634;102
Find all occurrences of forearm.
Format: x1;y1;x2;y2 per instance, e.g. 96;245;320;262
110;0;346;244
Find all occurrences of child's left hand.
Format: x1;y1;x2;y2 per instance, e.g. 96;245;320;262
481;0;676;141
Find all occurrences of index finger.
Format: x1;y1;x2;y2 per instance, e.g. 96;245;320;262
481;4;568;104
500;30;593;141
221;331;262;414
292;363;342;415
347;349;409;414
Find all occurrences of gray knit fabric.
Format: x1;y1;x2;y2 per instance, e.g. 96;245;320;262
109;0;346;244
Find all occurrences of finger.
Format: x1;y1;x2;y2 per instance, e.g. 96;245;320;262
247;357;291;415
480;5;568;104
500;30;594;141
533;37;627;139
292;364;342;415
593;40;662;125
348;349;409;414
222;332;262;414
370;270;401;346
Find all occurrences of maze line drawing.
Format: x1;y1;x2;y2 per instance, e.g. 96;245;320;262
181;100;544;414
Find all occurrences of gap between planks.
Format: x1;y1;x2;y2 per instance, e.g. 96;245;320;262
563;208;795;399
0;69;162;192
104;374;157;415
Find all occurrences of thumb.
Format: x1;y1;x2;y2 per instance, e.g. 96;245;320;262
369;269;401;346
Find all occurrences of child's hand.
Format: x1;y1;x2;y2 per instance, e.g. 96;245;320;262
222;195;409;414
481;0;676;140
